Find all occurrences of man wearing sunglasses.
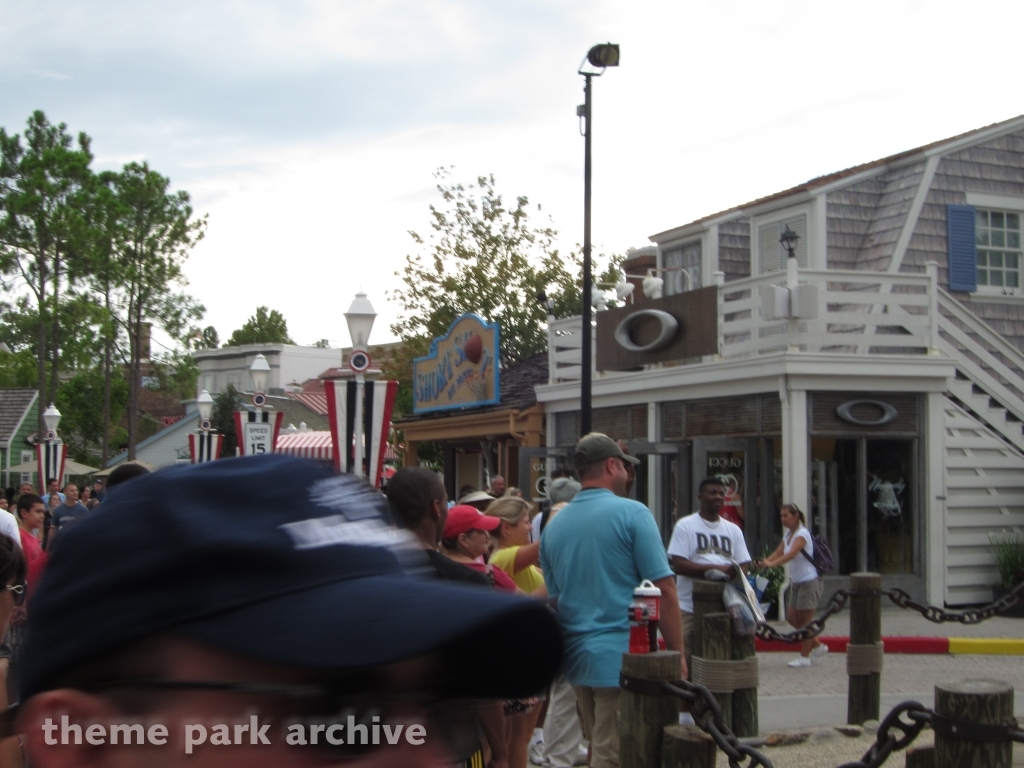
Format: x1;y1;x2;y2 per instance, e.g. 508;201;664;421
12;455;562;767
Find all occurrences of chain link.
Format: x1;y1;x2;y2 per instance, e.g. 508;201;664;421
837;702;930;768
662;679;775;768
754;588;851;643
883;583;1024;624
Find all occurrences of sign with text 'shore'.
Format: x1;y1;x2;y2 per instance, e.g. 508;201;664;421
413;314;500;414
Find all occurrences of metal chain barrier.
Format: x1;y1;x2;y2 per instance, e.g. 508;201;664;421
753;580;1024;644
754;587;851;643
837;702;930;768
882;582;1024;624
622;672;1024;768
660;678;775;768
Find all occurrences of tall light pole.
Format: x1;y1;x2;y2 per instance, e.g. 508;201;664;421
38;403;66;492
345;291;376;477
190;389;222;463
234;353;281;456
579;42;619;436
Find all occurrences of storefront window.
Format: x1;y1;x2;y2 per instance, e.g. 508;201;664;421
810;436;916;575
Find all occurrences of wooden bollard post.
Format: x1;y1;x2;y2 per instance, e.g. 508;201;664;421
934;680;1014;768
700;612;732;730
731;625;758;738
847;572;882;725
905;746;935;768
620;651;681;768
662;724;716;768
692;581;726;660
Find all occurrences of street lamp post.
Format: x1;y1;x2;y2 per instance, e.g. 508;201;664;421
190;389;222;463
578;43;619;436
38;403;66;492
345;291;376;477
234;353;282;456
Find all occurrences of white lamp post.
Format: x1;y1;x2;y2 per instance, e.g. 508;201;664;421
43;403;62;441
197;390;214;430
39;403;65;490
250;354;271;402
345;292;377;478
344;292;376;351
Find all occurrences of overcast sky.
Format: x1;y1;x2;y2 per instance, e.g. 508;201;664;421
2;0;1021;350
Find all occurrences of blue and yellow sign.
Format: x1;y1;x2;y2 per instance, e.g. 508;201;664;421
413;314;500;414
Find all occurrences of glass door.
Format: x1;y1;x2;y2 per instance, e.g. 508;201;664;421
810;437;917;575
627;441;689;546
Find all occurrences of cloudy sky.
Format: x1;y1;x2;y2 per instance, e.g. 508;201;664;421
2;0;1020;349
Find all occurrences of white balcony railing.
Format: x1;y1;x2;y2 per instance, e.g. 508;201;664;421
547;262;941;384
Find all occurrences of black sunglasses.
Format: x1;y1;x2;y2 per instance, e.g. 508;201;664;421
86;679;481;759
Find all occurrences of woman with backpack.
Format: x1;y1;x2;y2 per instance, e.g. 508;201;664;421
755;503;828;667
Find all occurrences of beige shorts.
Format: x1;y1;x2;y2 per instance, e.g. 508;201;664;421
788;578;823;610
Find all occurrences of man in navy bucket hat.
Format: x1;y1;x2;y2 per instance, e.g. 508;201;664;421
12;454;561;767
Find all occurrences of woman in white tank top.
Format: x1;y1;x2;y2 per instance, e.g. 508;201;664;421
755;504;827;668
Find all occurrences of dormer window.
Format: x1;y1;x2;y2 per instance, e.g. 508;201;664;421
662;241;701;294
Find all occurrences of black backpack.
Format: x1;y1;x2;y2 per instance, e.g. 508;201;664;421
800;534;835;576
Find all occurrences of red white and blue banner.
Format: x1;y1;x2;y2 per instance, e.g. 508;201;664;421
233;409;284;457
188;432;224;463
324;379;398;488
36;441;67;488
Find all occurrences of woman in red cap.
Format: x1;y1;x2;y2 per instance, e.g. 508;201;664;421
439;505;518;592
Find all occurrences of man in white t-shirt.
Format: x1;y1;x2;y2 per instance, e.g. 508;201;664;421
667;476;751;673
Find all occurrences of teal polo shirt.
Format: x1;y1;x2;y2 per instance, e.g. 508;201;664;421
540;487;672;688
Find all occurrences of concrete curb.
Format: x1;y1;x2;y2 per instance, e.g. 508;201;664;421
755;636;1024;654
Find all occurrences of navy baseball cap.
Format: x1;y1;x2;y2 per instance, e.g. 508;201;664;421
21;455;561;700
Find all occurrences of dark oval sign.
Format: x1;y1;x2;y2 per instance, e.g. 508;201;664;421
614;309;679;352
835;400;898;427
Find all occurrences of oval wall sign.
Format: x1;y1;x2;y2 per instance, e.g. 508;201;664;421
614;309;679;352
835;399;898;426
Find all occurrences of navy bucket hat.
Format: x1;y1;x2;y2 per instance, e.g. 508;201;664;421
21;455;561;700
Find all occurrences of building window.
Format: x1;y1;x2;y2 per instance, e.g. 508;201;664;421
20;451;33;486
976;209;1021;289
662;241;701;294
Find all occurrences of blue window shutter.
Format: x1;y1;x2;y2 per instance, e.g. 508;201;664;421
947;204;977;292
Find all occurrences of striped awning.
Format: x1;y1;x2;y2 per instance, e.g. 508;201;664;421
275;431;334;460
274;431;402;462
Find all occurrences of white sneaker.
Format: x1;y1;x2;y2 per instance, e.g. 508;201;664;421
574;743;589;766
528;741;547;766
678;712;695;725
811;644;829;660
788;656;812;668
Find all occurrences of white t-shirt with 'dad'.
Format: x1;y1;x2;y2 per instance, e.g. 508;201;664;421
667;513;751;612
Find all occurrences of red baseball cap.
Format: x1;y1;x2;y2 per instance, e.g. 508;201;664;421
444;504;502;539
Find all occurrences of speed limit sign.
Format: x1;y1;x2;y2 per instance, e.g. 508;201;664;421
243;421;272;455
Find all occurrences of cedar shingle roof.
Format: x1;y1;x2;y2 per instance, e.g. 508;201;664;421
0;389;36;445
394;353;548;423
654;113;1024;237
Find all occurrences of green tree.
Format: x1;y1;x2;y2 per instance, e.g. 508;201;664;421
212;384;242;458
225;306;294;346
0;111;94;434
188;325;219;350
56;366;129;464
112;162;206;459
312;338;331;349
390;169;583;365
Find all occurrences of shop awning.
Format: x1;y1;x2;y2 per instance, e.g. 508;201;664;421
275;432;400;462
275;431;334;460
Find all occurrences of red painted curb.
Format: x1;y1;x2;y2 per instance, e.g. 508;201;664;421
755;636;951;654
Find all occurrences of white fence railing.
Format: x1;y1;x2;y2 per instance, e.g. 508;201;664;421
547;263;940;383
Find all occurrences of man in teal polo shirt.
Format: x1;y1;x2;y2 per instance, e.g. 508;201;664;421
540;433;685;768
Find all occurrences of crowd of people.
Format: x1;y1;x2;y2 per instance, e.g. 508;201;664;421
0;435;825;768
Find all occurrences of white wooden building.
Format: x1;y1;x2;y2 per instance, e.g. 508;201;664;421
538;115;1024;607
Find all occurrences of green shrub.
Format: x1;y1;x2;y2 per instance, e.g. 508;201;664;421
990;532;1024;589
751;545;786;606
